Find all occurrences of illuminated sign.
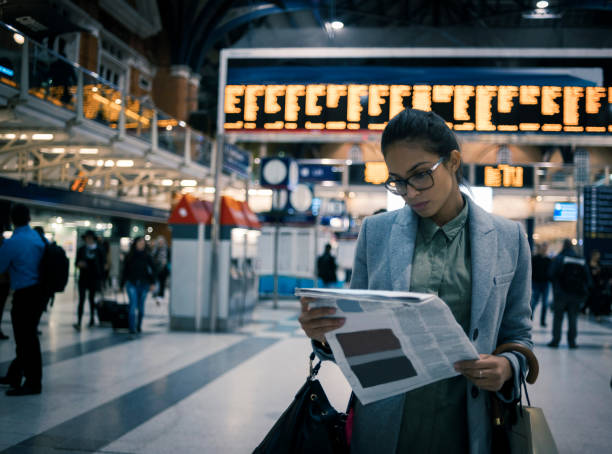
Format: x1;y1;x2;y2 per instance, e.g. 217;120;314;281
348;162;389;186
224;84;612;133
364;162;389;184
475;165;533;188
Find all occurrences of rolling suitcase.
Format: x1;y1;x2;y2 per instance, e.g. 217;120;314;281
97;298;117;323
111;302;130;330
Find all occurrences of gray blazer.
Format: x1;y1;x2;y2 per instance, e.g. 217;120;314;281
314;197;533;454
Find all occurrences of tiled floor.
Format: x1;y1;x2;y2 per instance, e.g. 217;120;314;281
0;285;610;453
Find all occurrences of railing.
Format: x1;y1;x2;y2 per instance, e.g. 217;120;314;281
0;21;213;165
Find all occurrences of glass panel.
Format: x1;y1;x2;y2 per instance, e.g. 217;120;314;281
28;41;77;111
191;131;212;167
157;111;181;155
125;94;154;142
82;72;121;128
0;24;23;89
537;165;574;190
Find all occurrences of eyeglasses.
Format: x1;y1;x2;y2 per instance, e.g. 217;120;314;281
384;157;445;196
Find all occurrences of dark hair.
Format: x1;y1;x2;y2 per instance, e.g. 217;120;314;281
10;203;30;227
128;236;146;256
324;243;332;252
381;109;463;185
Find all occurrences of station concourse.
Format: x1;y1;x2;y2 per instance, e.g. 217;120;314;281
1;1;612;453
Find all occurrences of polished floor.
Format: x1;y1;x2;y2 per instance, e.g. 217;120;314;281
0;285;610;454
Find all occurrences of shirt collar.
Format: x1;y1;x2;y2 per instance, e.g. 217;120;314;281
13;225;31;234
418;197;469;243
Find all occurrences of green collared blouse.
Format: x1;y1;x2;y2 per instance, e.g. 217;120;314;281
396;199;472;453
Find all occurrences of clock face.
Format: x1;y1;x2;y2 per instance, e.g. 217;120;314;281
262;159;287;185
290;184;313;212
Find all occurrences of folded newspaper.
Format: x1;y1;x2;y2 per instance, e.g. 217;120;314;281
295;288;479;405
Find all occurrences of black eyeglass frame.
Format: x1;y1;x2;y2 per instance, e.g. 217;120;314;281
384;157;446;196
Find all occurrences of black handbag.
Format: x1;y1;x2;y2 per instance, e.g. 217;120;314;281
253;351;349;454
491;343;558;454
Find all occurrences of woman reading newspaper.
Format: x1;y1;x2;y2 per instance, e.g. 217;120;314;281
299;108;532;454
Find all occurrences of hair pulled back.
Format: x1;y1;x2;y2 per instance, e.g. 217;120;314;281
381;109;463;185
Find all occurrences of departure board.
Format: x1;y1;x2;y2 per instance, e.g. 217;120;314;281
584;186;612;238
584;186;612;267
224;84;612;133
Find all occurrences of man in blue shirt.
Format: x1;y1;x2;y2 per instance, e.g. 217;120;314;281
0;203;46;395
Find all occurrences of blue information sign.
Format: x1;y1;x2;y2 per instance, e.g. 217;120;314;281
223;144;250;178
298;164;343;183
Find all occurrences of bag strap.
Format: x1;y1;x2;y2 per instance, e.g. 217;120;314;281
492;342;539;384
491;343;538;427
309;351;322;380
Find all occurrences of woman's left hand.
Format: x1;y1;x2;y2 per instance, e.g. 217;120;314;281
454;354;512;392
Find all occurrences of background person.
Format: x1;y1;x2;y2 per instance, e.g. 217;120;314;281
152;236;169;300
0;237;10;340
548;239;591;349
0;204;46;396
531;242;552;327
586;249;610;319
74;230;105;330
317;243;338;288
299;108;532;454
120;237;156;334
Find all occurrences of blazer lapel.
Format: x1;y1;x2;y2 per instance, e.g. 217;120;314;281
468;198;497;332
389;206;418;291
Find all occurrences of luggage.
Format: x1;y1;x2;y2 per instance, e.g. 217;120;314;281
97;292;130;330
111;303;130;330
97;299;117;323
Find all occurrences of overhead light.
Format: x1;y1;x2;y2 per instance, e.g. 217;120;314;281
13;33;24;45
19;134;27;139
161;179;174;186
50;147;65;153
203;187;216;193
114;99;122;105
536;0;548;8
96;159;104;166
330;21;344;30
178;121;186;127
91;86;98;92
116;160;134;167
32;133;54;140
182;187;196;193
1;134;16;139
523;7;561;19
79;148;98;154
180;179;197;187
254;158;261;164
166;125;173;131
104;160;115;167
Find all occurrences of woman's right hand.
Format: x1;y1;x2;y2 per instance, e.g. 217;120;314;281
298;297;346;344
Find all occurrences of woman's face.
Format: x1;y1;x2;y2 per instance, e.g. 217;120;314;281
384;143;460;222
135;238;146;251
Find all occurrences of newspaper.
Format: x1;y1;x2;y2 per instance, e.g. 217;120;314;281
295;288;480;405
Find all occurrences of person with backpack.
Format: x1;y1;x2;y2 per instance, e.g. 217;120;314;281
34;226;69;310
0;204;46;395
548;239;592;349
74;230;105;330
317;244;338;288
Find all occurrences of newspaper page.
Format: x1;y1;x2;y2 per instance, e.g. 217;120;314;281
296;288;480;405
